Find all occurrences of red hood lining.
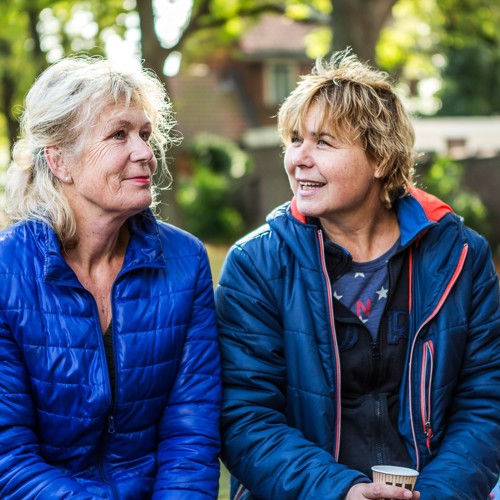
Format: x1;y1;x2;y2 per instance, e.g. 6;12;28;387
290;187;452;225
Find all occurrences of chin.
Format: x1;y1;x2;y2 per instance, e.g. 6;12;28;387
123;199;152;217
296;200;321;218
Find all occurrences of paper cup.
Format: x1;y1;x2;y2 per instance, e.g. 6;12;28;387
372;465;419;498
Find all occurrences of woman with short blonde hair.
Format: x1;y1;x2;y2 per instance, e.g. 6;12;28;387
217;50;500;500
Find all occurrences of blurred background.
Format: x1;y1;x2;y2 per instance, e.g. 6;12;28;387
1;0;499;258
0;1;499;497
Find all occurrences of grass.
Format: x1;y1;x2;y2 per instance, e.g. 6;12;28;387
218;464;230;499
206;244;230;285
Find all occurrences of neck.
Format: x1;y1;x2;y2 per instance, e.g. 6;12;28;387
63;214;131;333
64;212;130;273
320;205;400;263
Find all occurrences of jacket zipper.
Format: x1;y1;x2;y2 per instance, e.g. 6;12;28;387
374;397;384;464
95;285;119;499
407;243;468;470
317;230;342;460
370;248;401;465
420;340;434;451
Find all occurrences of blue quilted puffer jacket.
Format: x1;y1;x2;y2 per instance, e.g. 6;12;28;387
216;189;500;499
0;209;221;499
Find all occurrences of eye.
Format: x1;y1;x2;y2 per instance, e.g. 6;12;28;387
140;130;152;142
113;129;126;139
318;135;339;148
290;135;302;144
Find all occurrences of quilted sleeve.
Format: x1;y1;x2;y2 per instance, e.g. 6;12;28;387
0;309;99;499
153;243;221;499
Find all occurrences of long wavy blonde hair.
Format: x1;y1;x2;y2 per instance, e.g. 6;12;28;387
6;55;179;245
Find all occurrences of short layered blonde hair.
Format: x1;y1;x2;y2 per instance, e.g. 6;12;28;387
278;50;416;207
6;55;178;245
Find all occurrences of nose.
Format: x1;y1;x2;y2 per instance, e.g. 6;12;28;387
130;136;155;164
287;143;314;169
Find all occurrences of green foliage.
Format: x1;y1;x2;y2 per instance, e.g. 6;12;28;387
378;0;439;78
180;0;332;65
377;0;500;116
432;0;500;115
0;0;128;167
436;46;500;116
421;156;490;237
176;134;252;244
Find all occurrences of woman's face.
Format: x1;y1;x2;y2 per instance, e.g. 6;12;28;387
64;103;157;221
284;102;382;224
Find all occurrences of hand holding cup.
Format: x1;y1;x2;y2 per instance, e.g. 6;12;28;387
371;465;419;500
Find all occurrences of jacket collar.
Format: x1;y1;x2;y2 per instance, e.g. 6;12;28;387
396;187;453;247
42;209;166;285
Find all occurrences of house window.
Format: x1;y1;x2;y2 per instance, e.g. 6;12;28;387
264;60;298;106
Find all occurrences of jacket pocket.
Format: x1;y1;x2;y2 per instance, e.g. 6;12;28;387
420;340;434;452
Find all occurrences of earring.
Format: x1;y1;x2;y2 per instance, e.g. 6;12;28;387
65;176;71;183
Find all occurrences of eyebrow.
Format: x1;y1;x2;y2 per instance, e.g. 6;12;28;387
291;129;336;139
317;131;336;139
112;119;132;128
106;118;152;130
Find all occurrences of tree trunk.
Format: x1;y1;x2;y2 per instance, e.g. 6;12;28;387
330;0;398;64
136;0;171;89
136;0;185;227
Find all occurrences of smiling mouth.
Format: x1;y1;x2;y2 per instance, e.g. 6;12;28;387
299;181;325;189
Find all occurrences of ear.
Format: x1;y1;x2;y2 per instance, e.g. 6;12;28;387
374;164;384;180
45;146;71;183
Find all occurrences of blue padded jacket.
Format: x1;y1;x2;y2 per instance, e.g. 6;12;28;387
216;189;500;499
0;209;221;499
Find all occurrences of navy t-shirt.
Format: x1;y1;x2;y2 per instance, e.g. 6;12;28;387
332;239;400;341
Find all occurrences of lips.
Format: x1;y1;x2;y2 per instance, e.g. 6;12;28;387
127;175;151;184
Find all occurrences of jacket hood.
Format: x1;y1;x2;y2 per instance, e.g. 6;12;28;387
268;187;453;255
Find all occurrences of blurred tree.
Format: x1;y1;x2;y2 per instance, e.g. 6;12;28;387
143;0;404;76
330;0;398;62
434;0;500;115
176;133;252;243
421;155;490;237
0;0;127;150
0;0;45;152
377;0;500;116
2;0;499;154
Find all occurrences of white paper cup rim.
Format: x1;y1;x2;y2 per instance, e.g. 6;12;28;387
371;465;419;476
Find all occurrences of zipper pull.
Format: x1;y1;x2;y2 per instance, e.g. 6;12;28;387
108;415;116;434
371;342;380;360
424;421;433;449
